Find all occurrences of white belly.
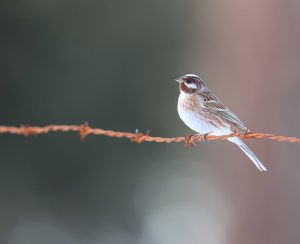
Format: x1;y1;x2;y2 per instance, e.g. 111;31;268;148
177;93;231;136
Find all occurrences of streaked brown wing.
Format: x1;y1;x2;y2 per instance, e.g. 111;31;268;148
201;91;247;131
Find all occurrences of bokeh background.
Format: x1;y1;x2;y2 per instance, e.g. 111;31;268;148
1;1;300;243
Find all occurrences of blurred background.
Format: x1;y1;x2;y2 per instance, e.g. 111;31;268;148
1;0;300;243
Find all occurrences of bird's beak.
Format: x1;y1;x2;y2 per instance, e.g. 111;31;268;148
175;77;182;83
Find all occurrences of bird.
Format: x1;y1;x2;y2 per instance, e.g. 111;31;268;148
176;74;267;172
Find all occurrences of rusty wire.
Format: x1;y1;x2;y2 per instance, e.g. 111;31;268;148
0;124;299;145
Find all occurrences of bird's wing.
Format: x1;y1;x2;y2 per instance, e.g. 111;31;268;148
200;91;247;131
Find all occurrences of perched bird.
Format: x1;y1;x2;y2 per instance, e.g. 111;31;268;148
176;74;267;172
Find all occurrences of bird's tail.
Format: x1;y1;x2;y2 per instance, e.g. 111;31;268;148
228;137;267;172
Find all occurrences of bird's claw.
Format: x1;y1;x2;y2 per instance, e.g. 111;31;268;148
194;132;211;144
184;134;195;147
184;132;211;147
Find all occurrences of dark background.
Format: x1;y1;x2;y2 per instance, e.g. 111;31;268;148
1;1;300;243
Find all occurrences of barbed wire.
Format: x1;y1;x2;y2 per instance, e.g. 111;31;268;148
0;124;299;146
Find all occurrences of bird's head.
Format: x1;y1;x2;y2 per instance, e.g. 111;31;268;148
175;74;206;94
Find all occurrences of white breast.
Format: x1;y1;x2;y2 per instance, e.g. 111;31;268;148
177;93;231;136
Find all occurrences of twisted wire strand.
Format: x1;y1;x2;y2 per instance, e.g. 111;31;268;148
0;124;299;144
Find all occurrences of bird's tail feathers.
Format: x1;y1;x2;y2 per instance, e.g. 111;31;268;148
228;137;267;172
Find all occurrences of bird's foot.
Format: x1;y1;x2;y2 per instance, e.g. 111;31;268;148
184;134;195;147
184;132;211;147
193;132;211;144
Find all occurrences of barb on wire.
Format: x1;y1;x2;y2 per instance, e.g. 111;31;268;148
0;123;299;145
